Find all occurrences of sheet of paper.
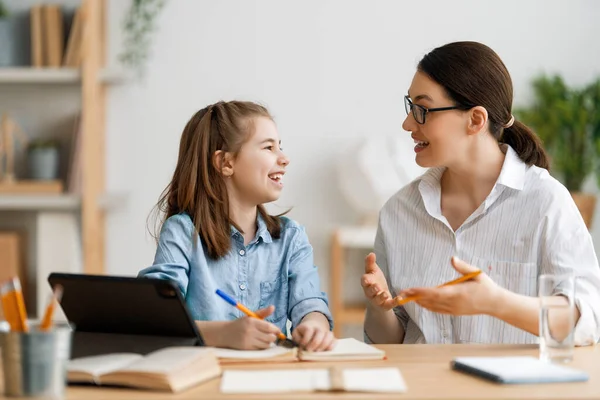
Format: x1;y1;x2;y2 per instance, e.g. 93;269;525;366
343;368;407;393
220;368;406;394
221;369;329;393
67;353;142;377
301;337;385;359
214;345;293;359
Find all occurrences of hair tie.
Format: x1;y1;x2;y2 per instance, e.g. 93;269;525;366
503;115;515;129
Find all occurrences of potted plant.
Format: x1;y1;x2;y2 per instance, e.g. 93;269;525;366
119;0;167;76
27;139;61;181
516;75;600;229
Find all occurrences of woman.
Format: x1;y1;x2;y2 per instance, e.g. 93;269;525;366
361;41;600;345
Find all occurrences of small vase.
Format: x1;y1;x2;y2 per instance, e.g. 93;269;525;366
0;14;30;67
28;147;60;181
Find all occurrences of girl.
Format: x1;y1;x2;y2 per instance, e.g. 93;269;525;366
139;101;335;351
361;41;600;345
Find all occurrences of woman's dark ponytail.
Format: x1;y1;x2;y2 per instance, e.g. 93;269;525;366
503;120;550;169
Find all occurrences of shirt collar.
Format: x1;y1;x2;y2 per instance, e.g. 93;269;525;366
256;213;273;243
415;144;527;225
417;144;526;191
229;213;273;244
496;144;527;191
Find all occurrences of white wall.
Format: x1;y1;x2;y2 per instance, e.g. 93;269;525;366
104;0;600;296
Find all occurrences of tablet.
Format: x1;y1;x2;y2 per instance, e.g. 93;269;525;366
451;356;589;384
48;273;204;358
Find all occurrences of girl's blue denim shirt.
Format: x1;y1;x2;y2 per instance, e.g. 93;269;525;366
138;213;333;334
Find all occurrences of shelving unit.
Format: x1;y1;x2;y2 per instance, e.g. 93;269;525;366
330;226;377;338
0;0;123;316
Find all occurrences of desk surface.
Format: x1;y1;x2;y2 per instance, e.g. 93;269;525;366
3;344;600;399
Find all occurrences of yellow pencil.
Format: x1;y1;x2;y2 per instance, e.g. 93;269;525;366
0;277;29;332
396;270;482;305
40;284;63;331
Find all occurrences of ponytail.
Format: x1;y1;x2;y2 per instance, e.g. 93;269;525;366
503;120;550;170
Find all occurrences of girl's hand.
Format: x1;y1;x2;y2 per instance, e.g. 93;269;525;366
400;257;501;315
361;253;397;310
222;306;281;350
293;314;336;351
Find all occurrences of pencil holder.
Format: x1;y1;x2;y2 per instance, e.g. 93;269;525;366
0;321;72;398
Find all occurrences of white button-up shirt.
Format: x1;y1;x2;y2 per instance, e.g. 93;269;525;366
370;145;600;345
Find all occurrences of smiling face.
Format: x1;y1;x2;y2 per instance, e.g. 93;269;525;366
225;116;289;206
402;71;471;168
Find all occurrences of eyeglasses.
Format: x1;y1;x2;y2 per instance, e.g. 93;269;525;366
404;95;465;124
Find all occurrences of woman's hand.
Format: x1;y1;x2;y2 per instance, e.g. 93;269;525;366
222;306;281;350
361;253;397;310
400;257;502;315
293;313;336;351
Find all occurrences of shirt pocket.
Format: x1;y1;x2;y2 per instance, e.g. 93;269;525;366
469;256;538;296
457;256;538;344
258;275;288;323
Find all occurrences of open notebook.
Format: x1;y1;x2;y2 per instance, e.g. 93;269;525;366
67;347;221;393
221;367;406;394
214;338;386;363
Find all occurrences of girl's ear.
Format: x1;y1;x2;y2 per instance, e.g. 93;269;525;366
213;150;234;177
467;106;488;136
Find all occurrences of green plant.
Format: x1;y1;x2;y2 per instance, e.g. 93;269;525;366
119;0;167;75
587;79;600;187
0;1;9;18
516;75;600;192
27;138;60;150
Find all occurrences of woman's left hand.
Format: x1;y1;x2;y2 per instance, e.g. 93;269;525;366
293;316;336;351
399;257;503;316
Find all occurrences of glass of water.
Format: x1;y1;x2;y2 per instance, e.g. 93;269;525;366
538;274;576;363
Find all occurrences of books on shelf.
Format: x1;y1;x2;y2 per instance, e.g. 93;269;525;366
215;338;386;363
29;4;82;68
67;347;221;393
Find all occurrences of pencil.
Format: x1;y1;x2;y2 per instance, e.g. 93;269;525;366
396;270;482;305
0;277;29;332
215;289;298;347
40;284;63;331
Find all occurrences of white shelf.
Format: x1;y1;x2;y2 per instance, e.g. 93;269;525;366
0;67;130;85
0;194;80;210
0;192;127;211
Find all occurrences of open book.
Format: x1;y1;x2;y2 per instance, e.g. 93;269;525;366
221;367;406;394
67;347;221;393
215;338;385;363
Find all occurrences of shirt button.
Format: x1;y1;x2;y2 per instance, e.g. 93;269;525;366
239;284;246;290
239;249;245;256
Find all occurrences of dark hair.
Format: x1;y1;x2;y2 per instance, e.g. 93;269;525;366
418;41;549;169
149;101;285;259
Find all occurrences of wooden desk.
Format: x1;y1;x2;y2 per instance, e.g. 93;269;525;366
2;344;599;399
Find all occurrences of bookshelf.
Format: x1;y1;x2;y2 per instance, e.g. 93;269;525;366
0;0;122;316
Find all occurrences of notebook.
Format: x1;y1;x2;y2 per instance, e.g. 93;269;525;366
451;356;589;384
220;367;406;394
67;347;221;393
214;338;385;363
